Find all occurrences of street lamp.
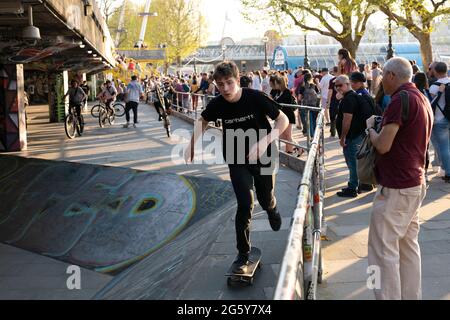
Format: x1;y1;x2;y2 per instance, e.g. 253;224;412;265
262;36;269;69
386;17;395;60
222;44;227;61
304;34;310;69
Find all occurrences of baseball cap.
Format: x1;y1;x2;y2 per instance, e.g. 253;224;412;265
349;72;366;83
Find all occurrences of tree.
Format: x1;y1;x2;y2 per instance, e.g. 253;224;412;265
95;0;121;24
264;30;283;55
147;0;207;66
108;0;207;66
241;0;378;58
376;0;450;69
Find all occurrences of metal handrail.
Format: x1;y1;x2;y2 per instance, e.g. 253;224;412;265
151;88;327;299
274;110;325;300
165;90;322;152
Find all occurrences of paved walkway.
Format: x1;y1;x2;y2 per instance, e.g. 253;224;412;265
317;131;450;300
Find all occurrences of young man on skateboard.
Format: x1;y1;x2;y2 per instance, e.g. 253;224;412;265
185;61;289;274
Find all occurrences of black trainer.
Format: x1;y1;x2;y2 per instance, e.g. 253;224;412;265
358;184;374;194
267;208;282;232
337;188;358;198
442;176;450;183
232;254;249;274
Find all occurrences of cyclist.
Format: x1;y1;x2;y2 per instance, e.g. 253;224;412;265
97;80;117;118
63;80;87;125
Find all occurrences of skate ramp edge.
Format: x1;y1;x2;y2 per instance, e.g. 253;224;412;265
0;155;235;276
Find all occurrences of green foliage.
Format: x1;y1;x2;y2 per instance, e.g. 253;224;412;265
108;0;207;65
241;0;379;57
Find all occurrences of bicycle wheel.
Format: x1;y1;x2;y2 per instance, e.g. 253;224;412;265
65;114;77;139
164;117;171;138
99;108;107;128
77;114;84;136
113;103;125;117
91;104;103;118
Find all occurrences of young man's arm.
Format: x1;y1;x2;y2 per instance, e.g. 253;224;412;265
248;111;289;162
184;117;210;163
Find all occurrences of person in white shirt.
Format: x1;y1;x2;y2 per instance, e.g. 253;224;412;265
429;62;450;181
252;71;262;91
261;70;271;95
319;68;334;125
97;80;117;112
123;75;144;128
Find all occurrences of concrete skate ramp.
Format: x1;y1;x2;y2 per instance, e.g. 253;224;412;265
0;155;235;274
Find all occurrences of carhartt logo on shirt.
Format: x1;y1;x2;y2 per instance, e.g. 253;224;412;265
224;114;255;124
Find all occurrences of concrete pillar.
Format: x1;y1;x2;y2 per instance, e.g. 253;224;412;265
0;64;27;151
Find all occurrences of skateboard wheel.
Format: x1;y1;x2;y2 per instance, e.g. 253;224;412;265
258;262;262;269
227;277;232;287
249;277;254;285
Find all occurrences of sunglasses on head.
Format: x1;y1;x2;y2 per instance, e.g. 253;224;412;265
335;83;346;88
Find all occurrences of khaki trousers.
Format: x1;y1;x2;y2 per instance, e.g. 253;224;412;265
368;184;427;300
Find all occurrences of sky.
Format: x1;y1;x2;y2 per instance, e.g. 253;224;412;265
123;0;388;43
125;0;274;42
201;0;274;42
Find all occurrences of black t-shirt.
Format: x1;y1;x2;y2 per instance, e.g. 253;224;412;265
201;88;281;166
336;90;365;139
328;77;339;109
274;89;297;124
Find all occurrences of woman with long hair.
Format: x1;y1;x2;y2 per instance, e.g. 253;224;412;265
252;70;262;91
413;72;432;102
338;48;358;76
191;75;199;111
374;82;391;113
272;74;297;154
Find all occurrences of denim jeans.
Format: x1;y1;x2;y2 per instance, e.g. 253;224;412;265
343;134;364;190
309;110;319;137
430;118;450;176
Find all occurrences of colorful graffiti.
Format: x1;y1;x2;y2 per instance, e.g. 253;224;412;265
0;156;235;274
0;64;26;151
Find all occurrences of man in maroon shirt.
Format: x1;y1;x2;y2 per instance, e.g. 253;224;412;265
366;57;433;300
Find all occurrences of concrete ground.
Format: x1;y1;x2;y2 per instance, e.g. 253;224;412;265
317;128;450;300
2;102;301;300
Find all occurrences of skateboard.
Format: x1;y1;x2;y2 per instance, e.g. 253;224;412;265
226;247;262;286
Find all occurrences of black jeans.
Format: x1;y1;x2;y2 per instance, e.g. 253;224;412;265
228;165;277;257
125;101;139;123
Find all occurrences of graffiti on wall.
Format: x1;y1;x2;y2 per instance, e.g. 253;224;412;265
0;156;235;274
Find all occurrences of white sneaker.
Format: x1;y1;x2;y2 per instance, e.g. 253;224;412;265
437;168;445;177
132;123;137;128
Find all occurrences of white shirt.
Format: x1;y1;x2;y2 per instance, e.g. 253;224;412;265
261;77;271;95
319;73;333;99
430;77;450;123
252;76;262;91
127;80;143;103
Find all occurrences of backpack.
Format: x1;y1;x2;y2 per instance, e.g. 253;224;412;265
302;84;318;107
356;90;409;185
433;82;450;121
356;93;382;122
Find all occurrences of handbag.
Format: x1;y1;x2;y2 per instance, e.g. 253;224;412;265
357;90;409;185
